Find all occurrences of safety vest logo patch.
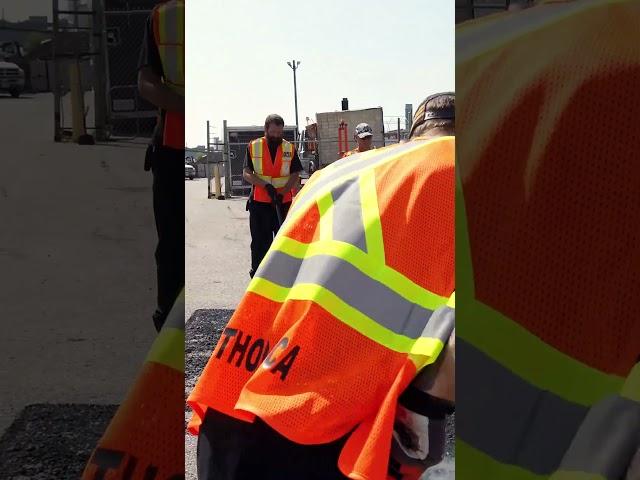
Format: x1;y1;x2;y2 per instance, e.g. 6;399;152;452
214;327;300;381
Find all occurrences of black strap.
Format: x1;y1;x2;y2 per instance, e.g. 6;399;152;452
399;386;455;419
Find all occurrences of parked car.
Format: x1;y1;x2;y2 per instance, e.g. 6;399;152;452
0;60;25;98
185;164;196;180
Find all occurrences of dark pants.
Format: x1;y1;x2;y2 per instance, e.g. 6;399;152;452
249;200;290;275
197;409;349;480
150;146;184;332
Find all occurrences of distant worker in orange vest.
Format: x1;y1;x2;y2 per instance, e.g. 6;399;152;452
243;114;303;278
137;0;185;332
188;93;456;480
341;122;376;158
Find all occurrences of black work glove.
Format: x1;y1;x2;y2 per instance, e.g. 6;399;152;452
265;183;278;201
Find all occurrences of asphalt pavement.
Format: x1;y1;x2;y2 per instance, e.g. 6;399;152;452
0;92;157;476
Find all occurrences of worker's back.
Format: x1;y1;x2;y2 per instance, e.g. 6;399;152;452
189;136;455;479
457;1;640;478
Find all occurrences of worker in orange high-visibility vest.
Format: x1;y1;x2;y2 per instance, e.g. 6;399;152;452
138;0;185;332
341;123;376;158
243;114;303;278
188;93;456;480
456;1;640;479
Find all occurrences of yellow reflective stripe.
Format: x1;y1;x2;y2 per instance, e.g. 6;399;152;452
549;473;606;480
271;236;448;312
156;2;184;91
247;276;444;361
447;292;455;308
457;0;631;64
621;363;640;402
252;139;263;174
271;176;290;188
281;142;293;176
456;171;475;299
457;172;624;406
457;439;547;480
176;3;184;83
317;191;334;242
461;286;623;406
145;327;184;373
358;169;385;264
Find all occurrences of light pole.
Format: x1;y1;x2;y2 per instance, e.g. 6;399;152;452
287;60;301;141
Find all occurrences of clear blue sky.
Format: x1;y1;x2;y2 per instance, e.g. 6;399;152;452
186;0;454;147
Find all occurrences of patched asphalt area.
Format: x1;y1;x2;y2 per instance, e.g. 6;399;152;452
185;309;454;479
185;309;231;405
0;404;117;479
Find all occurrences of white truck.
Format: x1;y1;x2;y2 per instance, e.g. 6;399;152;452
0;60;25;98
0;42;26;98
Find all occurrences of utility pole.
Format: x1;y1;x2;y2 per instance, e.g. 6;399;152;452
286;60;300;142
52;0;61;141
207;120;211;199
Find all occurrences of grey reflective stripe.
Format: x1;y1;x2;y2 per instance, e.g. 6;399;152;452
255;250;447;340
458;338;589;474
331;178;367;252
288;141;424;222
625;447;640;480
422;306;454;344
558;396;640;480
459;339;640;477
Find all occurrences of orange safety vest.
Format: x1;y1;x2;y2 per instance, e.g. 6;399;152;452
341;146;376;159
81;291;185;480
457;1;640;478
250;137;296;203
188;137;455;480
153;0;184;150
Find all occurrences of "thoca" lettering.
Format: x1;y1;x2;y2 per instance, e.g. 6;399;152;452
214;328;300;381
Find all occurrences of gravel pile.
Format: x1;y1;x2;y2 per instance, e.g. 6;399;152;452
185;309;232;405
0;404;117;479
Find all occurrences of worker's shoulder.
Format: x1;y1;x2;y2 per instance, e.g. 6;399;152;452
152;0;183;14
380;136;454;165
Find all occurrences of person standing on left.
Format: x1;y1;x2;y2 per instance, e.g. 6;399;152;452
137;0;185;332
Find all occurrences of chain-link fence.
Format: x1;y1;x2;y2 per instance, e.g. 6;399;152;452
199;119;413;200
46;1;160;142
455;0;531;23
104;1;157;139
